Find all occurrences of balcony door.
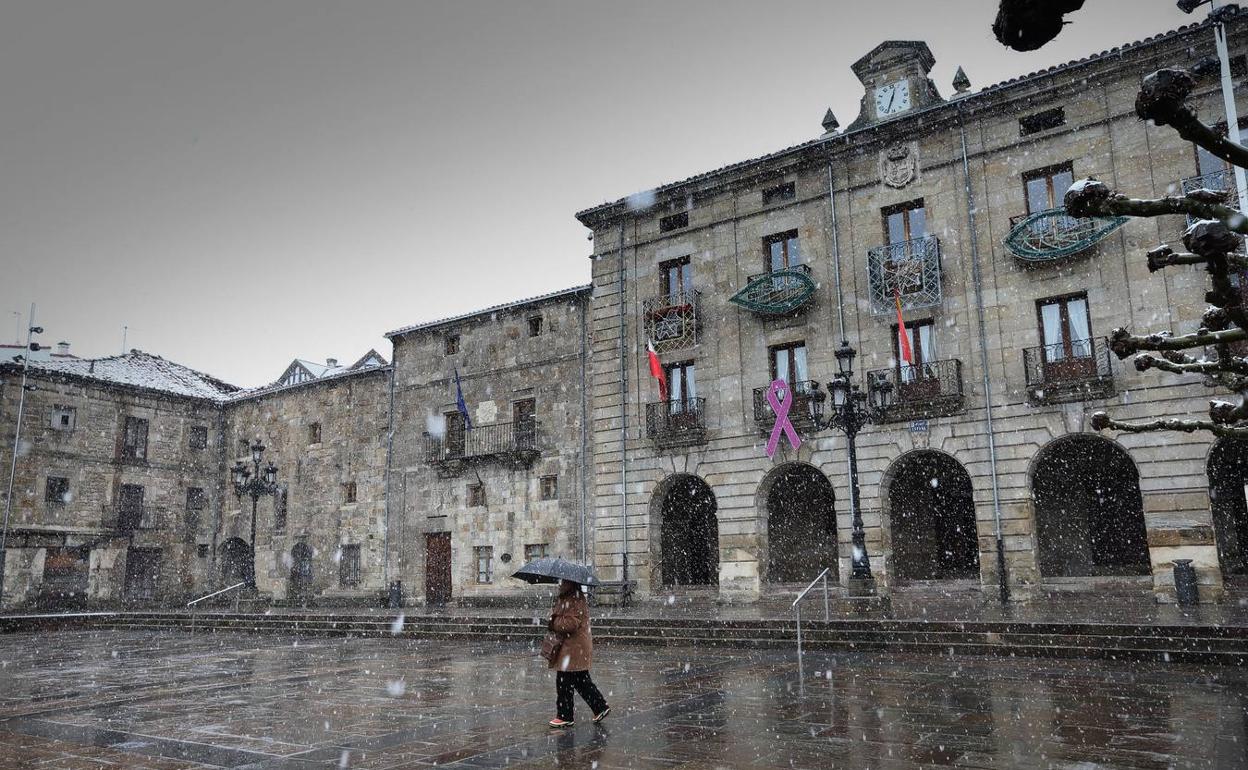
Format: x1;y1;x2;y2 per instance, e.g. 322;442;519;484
769;343;808;391
664;360;699;429
444;411;466;458
764;231;801;272
659;256;693;301
1024;163;1074;214
894;320;938;398
1038;294;1094;380
513;398;536;449
882;201;927;296
118;484;144;532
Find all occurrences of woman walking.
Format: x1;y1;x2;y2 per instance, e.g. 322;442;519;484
546;579;610;728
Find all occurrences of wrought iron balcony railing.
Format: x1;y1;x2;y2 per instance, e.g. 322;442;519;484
1005;208;1126;263
1181;169;1234;225
866;236;942;314
866;359;965;422
751;380;821;434
643;289;701;353
645;398;708;448
102;506;165;533
733;264;817;316
1022;336;1114;405
423;420;539;464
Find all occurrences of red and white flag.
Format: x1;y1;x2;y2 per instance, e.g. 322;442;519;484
895;288;913;365
647;340;668;400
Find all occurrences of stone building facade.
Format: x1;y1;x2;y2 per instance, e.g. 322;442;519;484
575;20;1248;605
4;19;1248;610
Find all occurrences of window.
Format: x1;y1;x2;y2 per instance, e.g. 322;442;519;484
659;211;689;232
769;342;808;387
445;411;466;456
658;256;694;299
45;476;69;504
339;544;361;587
540;475;558;501
342;481;357;504
893;319;936;380
764;230;801;272
189;426;208;450
475;546;494;583
1196;142;1229;179
274;486;288;533
1019;107;1066;136
49;405;76;432
445;334;460;355
513;398;536;448
527;316;543;337
664;361;697;405
197;544;210;558
1038;294;1093;362
185;487;206;542
1023;163;1074;214
308;422;321;445
525;543;549;562
883;200;927;245
467;482;485;507
118;484;145;532
122;416;149;461
762;181;796;205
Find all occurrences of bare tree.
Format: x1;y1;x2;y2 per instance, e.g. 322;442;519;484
993;0;1087;51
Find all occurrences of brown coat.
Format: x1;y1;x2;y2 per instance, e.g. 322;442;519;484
548;590;593;672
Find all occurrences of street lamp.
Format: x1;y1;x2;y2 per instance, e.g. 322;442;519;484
806;339;894;592
232;439;278;588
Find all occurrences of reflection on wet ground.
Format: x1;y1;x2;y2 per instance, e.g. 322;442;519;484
0;629;1245;768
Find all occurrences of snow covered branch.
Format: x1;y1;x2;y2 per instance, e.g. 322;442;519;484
1090;411;1248;439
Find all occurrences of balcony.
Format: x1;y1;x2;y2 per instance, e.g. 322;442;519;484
423;420;539;473
645;398;708;449
102;506;165;533
1022;337;1115;405
643;289;701;354
866;359;965;422
751;380;822;435
867;236;942;314
730;265;817;317
1005;208;1128;264
1181;169;1234;226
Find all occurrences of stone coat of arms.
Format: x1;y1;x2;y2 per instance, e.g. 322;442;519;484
880;142;919;188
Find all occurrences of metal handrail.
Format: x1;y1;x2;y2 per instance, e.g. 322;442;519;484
187;581;246;608
792;567;831;664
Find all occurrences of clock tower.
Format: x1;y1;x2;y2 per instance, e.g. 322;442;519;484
847;41;944;130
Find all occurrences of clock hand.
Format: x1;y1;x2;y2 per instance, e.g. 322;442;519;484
887;88;897;112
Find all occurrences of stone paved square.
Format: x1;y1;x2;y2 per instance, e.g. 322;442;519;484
1;630;1246;769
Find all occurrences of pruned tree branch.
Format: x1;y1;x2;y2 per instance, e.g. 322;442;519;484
1091;411;1248;438
1108;325;1248;359
1136;69;1248;170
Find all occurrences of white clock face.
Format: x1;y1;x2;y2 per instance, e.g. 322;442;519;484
874;80;912;117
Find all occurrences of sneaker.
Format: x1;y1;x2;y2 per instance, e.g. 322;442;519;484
593;707;611;724
548;718;574;728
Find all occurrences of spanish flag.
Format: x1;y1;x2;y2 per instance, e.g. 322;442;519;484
647;340;668;400
895;288;913;365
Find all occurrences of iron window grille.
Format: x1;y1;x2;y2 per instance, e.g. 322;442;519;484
339;544;361;587
867;236;942;313
475;546;494;583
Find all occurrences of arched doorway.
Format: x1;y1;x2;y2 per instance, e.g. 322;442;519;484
654;474;719;587
762;463;837;583
1032;435;1149;577
1208;438;1248;577
289;542;314;599
220;538;250;585
886;451;980;581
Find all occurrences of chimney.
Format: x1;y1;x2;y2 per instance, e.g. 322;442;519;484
56;341;70;357
326;357;338;367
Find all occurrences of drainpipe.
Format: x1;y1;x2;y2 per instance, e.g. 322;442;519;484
618;221;629;585
579;293;589;564
383;363;396;586
0;304;35;608
827;163;847;339
958;107;1010;603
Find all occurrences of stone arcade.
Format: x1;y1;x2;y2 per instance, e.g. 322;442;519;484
4;21;1248;608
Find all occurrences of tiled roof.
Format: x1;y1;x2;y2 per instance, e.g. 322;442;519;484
385;284;592;338
15;350;240;401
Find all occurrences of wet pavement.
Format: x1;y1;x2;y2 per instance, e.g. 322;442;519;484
0;629;1246;769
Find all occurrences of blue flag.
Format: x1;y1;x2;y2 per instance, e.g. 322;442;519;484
454;368;472;429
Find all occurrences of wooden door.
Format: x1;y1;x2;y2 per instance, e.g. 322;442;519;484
124;548;161;601
513;399;536;449
425;532;452;606
118;484;144;531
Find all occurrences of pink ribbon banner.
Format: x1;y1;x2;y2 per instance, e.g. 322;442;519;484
765;379;801;457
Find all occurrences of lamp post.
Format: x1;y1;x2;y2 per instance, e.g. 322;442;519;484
232;439;278;589
807;340;894;592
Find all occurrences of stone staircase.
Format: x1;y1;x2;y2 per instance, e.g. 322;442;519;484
5;610;1248;665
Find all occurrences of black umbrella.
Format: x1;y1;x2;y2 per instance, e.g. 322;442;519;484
511;556;599;586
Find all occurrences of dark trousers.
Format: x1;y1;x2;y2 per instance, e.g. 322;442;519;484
555;670;608;721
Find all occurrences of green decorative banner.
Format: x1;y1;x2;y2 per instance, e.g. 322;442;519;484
729;267;817;316
1005;207;1127;263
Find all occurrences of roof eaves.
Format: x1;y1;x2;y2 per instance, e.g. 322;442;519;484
385;284;592;339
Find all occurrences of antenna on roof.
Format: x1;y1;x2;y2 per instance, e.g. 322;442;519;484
121;325;128;354
11;312;19;344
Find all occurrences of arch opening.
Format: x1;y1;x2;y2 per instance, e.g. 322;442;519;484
219;537;250;585
1032;435;1149;577
1208;438;1248;578
289;542;314;598
656;474;719;587
887;451;980;581
763;463;838;583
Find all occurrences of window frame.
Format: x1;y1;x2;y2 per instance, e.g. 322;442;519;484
1036;292;1093;360
122;416;149;461
527;316;543;337
659;211;689;233
45;476;69;504
540;475;558;501
1019;107;1066;137
762;181;796;206
768;341;808;385
881;199;927;245
467;482;485;508
763;230;801;273
1022;162;1075;214
658;256;694;299
50;405;76;432
524;543;549;562
474;546;494;583
445;334;461;355
339;544;362;588
308;422;322;445
188;425;209;450
274;486;288;534
342;481;357;504
663;360;697;404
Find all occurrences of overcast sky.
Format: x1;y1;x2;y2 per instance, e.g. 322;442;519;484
1;1;1195;387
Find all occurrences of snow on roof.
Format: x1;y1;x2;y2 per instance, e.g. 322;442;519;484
385;284;592;338
17;350;240;401
575;20;1212;225
293;359;344;378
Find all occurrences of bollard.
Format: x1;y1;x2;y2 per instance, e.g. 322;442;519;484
1173;559;1199;606
388;580;404;609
